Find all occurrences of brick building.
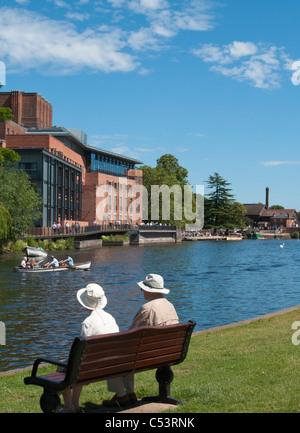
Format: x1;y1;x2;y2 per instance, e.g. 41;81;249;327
0;90;143;227
244;187;299;229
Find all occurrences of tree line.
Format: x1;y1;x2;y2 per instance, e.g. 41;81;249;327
139;154;246;230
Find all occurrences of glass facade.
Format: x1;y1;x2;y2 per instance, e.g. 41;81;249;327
16;149;82;227
90;153;135;176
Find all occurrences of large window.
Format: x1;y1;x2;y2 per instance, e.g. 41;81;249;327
19;162;39;179
90;153;134;176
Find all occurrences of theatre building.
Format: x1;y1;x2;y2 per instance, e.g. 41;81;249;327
0;90;143;227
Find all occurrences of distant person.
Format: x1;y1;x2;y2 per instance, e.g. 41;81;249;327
56;222;61;234
44;255;59;268
65;221;70;234
59;256;74;267
59;283;119;413
52;222;57;234
102;273;179;408
20;257;29;268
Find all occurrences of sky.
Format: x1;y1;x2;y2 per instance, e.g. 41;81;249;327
1;0;300;209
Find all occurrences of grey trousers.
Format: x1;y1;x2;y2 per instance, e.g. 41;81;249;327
107;373;135;396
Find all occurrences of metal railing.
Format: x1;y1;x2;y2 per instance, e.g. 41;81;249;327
23;223;178;238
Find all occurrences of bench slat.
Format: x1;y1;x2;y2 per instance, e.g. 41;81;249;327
139;337;185;353
37;372;66;383
84;337;142;355
82;344;139;363
135;352;182;370
137;344;183;361
80;353;137;373
77;362;135;384
140;330;187;343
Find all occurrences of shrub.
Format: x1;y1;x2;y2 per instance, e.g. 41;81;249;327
25;235;37;247
291;231;299;239
55;239;65;250
65;237;74;249
10;239;27;252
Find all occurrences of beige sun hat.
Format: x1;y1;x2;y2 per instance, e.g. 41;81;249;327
137;273;170;295
77;283;107;310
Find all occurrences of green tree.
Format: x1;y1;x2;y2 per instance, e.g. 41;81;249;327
0;203;12;247
0;167;42;236
204;172;245;230
269;205;284;209
139;154;192;227
156;154;189;186
0;148;20;167
0;107;13;122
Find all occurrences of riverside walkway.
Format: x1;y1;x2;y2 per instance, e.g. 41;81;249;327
23;224;178;241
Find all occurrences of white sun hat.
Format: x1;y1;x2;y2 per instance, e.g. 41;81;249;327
77;283;107;310
137;273;170;295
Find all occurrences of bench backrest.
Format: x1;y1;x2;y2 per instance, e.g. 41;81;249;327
65;321;195;387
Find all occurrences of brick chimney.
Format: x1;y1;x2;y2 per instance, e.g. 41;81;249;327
266;187;269;210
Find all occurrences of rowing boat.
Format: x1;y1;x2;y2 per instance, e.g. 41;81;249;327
25;246;48;258
14;261;91;273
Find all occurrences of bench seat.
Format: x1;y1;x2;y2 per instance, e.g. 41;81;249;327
24;320;196;412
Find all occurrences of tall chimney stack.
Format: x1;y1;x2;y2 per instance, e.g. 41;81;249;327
266;187;269;210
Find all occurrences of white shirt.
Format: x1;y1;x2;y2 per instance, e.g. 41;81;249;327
80;309;119;338
49;258;59;267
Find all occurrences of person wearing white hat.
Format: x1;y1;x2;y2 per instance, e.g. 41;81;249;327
102;273;179;408
61;283;119;413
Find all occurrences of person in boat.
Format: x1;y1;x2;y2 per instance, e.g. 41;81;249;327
102;273;179;408
59;283;119;413
43;255;59;268
20;257;30;268
59;256;74;267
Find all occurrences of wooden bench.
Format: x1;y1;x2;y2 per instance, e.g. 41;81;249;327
24;320;196;413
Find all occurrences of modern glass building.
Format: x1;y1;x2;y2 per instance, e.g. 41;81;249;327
1;92;143;228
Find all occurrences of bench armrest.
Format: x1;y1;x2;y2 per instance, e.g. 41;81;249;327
31;358;67;377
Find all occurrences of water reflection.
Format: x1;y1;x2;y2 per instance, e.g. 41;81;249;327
1;239;300;371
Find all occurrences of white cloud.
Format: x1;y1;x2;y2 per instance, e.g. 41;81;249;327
0;8;138;74
65;12;90;21
192;41;293;89
260;161;300;167
228;41;257;58
0;2;217;76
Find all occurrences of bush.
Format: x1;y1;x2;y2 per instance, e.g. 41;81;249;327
65;237;74;249
25;235;37;247
55;239;65;250
291;231;299;239
10;239;27;252
102;233;129;242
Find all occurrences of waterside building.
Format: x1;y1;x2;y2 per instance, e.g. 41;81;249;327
0;90;143;228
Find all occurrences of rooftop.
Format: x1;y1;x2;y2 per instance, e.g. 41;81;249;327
26;126;143;165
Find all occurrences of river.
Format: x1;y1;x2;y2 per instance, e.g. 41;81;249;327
0;238;299;372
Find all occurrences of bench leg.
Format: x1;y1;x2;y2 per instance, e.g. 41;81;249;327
142;366;181;405
40;390;61;413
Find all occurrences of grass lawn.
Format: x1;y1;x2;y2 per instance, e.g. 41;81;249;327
1;307;300;413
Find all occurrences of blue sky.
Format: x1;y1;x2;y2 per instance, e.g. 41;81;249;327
1;0;300;209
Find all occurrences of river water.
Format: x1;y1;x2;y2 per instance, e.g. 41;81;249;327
0;239;299;372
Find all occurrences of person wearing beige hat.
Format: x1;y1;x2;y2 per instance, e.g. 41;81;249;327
102;273;179;408
60;283;119;413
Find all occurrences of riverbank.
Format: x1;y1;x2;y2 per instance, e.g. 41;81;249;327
1;305;300;413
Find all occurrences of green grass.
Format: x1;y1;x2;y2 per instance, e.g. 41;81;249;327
1;308;300;413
